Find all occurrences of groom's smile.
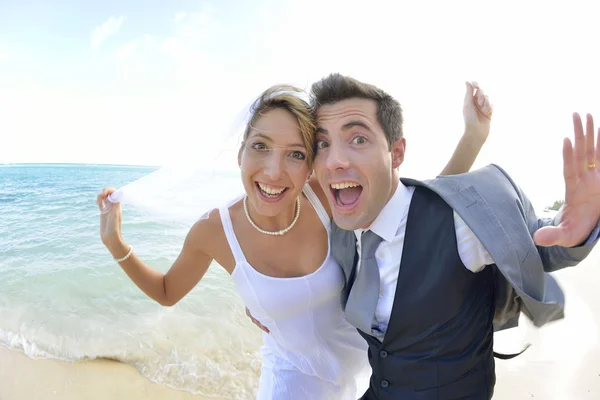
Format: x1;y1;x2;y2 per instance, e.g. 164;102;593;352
330;181;363;208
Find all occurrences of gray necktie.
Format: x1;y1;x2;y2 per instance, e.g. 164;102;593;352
345;230;383;335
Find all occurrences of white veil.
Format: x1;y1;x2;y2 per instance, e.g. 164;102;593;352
104;163;244;225
100;86;311;227
99;100;251;226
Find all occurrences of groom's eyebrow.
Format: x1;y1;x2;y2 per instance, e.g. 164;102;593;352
343;120;372;132
315;121;372;135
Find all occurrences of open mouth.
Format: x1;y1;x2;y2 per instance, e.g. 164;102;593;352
330;182;363;209
255;182;288;201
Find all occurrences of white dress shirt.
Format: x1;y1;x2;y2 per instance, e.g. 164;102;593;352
354;182;494;336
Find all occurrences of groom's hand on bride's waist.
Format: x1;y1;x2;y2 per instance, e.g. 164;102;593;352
246;307;270;333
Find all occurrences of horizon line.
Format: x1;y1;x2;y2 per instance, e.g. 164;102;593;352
1;162;160;168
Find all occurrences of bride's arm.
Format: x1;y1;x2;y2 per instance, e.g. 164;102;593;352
439;82;493;176
98;188;218;306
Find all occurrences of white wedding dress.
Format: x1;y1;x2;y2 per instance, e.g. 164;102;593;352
219;184;371;399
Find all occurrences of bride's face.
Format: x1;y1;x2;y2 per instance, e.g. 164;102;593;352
238;108;311;217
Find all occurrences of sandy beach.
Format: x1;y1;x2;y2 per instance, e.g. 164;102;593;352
493;248;600;399
1;249;598;400
0;345;221;400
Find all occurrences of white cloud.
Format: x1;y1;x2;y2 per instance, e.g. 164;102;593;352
91;16;125;49
115;37;141;62
114;7;221;80
173;12;188;24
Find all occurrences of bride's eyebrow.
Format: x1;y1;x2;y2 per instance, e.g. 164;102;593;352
252;133;305;148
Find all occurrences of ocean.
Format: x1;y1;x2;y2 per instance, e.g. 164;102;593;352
0;164;263;399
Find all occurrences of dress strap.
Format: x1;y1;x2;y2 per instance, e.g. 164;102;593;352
218;204;247;264
303;184;330;230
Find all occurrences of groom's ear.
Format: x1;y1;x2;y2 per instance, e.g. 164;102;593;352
391;138;406;169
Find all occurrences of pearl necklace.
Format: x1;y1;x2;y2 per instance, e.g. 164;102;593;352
243;196;301;236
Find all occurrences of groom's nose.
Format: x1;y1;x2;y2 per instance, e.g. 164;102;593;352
326;143;350;171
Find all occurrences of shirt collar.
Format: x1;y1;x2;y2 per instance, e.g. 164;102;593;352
354;181;411;243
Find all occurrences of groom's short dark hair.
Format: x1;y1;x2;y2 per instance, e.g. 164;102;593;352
310;73;404;147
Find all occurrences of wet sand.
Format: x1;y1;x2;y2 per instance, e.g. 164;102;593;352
0;346;220;400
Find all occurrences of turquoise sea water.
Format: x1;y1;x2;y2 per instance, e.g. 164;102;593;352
0;164;263;399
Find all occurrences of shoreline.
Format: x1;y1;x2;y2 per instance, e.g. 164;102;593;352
0;346;223;400
2;253;598;400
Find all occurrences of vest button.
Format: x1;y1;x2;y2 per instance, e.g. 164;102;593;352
379;350;388;358
381;380;389;388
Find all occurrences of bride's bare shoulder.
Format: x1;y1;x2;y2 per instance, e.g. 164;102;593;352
187;208;227;252
188;205;238;271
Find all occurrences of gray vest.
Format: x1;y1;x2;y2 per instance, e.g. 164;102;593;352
339;187;496;400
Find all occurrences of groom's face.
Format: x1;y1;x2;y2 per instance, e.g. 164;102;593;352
313;98;405;230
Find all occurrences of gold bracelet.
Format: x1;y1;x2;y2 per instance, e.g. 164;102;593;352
115;245;133;263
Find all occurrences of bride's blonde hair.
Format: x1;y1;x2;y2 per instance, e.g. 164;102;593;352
242;85;316;167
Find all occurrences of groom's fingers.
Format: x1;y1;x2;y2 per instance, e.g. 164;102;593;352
573;113;587;175
534;225;565;247
246;308;269;333
255;319;270;333
585;113;595;165
596;127;600;162
563;137;576;189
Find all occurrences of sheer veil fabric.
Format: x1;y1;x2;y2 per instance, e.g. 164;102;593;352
99;87;312;226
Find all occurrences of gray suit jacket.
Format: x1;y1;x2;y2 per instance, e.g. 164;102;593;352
332;164;600;331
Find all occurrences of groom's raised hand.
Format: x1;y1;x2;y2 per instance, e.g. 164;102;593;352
535;113;600;248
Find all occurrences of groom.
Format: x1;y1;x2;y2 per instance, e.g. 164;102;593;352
310;73;600;399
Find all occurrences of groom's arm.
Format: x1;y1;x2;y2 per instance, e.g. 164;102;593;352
494;165;600;273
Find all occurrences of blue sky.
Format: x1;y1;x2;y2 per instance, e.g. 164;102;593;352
1;0;599;206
